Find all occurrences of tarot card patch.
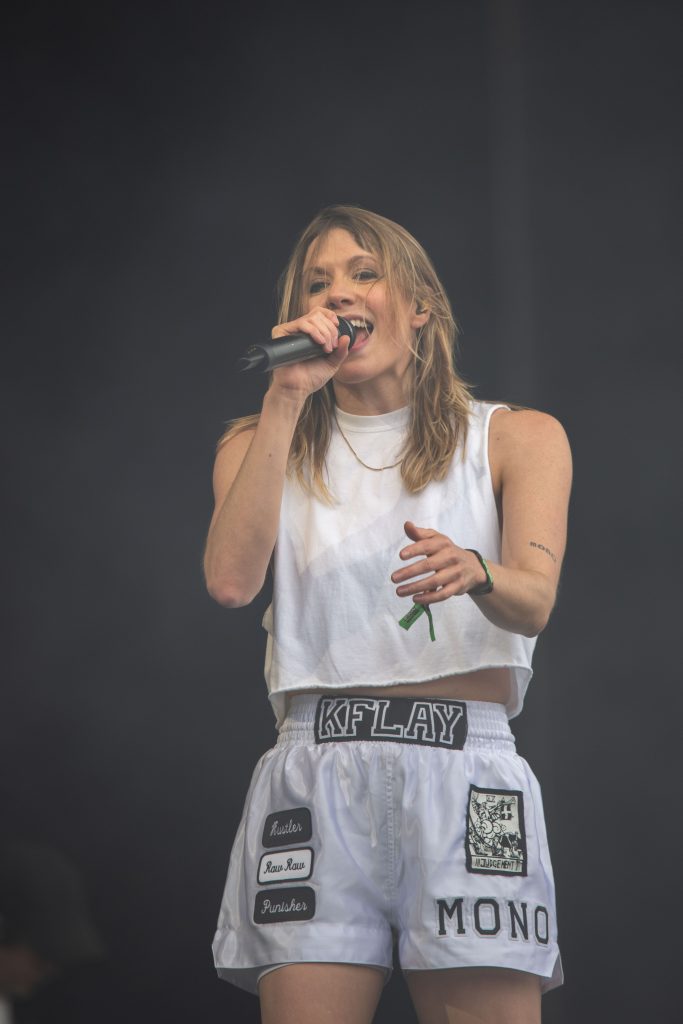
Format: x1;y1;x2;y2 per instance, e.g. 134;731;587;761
465;785;527;876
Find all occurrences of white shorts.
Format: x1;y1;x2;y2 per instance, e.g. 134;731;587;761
213;695;563;994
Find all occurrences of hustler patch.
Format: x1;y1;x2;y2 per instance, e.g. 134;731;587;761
253;886;316;924
465;786;527;876
258;848;314;885
314;696;468;749
262;808;312;849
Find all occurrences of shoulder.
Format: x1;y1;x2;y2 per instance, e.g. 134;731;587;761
217;423;258;457
488;407;572;488
490;407;569;449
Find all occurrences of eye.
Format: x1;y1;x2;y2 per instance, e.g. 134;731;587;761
308;279;328;294
354;268;378;282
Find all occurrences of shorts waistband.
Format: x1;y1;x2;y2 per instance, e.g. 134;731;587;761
277;695;515;753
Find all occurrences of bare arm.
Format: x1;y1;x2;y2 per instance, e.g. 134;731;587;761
474;409;572;634
391;410;573;637
204;389;304;607
204;307;350;607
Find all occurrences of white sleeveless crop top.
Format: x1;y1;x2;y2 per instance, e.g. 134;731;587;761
262;400;536;727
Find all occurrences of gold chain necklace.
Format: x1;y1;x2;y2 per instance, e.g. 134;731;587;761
333;409;404;472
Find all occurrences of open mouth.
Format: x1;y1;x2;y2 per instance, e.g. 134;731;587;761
348;317;374;349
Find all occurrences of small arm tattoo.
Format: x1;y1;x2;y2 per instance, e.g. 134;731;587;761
529;540;557;563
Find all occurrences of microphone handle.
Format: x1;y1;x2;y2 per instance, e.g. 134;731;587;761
236;317;356;372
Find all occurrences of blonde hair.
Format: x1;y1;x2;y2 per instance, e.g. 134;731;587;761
219;205;473;500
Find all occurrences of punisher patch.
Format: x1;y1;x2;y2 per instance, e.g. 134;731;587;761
465;786;527;876
262;807;312;849
253;886;316;924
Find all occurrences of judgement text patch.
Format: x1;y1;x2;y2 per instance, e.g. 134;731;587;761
253;886;316;924
314;696;468;749
465;786;527;876
262;807;312;849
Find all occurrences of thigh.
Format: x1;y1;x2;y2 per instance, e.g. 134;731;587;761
405;967;541;1024
259;963;386;1024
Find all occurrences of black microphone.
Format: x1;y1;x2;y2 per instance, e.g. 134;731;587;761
235;317;357;372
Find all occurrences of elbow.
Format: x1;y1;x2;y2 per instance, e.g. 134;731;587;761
208;586;251;609
203;551;256;607
205;573;261;609
520;576;556;637
522;604;554;638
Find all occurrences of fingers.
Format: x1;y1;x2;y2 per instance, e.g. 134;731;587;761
392;529;472;602
395;563;464;602
409;584;459;606
393;552;444;586
327;334;352;366
272;307;341;353
403;520;435;542
398;530;443;564
394;562;458;601
298;311;339;353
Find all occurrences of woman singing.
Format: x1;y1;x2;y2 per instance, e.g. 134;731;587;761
205;206;572;1024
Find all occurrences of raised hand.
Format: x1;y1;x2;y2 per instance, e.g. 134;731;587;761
269;306;351;399
391;521;488;605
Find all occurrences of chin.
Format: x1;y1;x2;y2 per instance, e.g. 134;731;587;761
335;362;377;385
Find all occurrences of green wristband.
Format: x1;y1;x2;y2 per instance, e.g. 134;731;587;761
466;549;494;595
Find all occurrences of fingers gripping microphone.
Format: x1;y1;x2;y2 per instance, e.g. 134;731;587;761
235;317;356;372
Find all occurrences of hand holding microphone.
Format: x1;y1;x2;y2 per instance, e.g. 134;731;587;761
236;311;356;372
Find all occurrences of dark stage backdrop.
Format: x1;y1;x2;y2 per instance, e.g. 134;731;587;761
2;2;681;1021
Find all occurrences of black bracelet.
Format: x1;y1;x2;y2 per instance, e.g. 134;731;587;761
466;548;494;595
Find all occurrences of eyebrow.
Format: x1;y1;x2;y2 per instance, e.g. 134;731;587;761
304;253;378;276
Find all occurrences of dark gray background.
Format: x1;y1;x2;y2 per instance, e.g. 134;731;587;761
3;1;681;1020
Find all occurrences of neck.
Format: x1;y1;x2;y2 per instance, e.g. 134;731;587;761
333;372;412;416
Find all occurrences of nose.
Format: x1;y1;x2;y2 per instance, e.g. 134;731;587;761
325;273;355;309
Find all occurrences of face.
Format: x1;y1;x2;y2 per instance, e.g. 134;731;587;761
302;228;428;393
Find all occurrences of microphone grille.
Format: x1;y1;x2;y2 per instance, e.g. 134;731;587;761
337;317;356;348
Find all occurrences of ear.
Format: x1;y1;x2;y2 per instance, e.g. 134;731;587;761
410;303;430;330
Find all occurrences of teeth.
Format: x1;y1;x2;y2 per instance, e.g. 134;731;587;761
349;318;373;331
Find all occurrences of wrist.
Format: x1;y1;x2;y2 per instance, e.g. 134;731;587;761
466;549;494;596
263;385;307;421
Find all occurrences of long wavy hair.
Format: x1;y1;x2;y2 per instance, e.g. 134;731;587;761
219;205;474;501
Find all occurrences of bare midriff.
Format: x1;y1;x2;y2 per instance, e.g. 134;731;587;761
291;666;512;708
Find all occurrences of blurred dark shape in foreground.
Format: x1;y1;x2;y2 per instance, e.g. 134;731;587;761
0;841;121;1023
